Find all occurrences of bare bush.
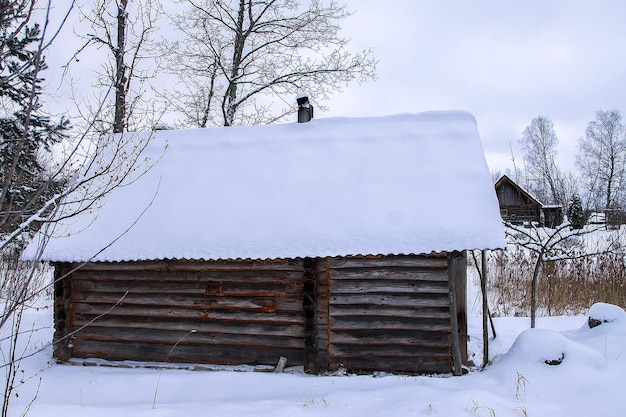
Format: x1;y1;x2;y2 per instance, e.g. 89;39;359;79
0;247;50;318
0;246;51;416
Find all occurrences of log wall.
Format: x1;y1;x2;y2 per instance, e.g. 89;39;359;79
318;255;456;374
54;260;306;366
53;254;467;374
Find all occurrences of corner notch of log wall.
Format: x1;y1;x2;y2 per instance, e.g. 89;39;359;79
303;257;319;374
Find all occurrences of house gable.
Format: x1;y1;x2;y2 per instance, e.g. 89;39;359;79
494;175;542;224
494;175;564;227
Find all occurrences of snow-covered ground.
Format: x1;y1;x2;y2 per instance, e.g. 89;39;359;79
5;288;625;417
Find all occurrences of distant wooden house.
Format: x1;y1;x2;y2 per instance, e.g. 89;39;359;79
494;175;563;227
30;111;505;375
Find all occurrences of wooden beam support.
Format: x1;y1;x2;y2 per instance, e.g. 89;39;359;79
303;257;319;374
481;249;489;368
52;263;72;362
448;252;465;376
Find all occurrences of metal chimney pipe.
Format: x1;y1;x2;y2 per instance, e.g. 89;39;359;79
297;92;314;123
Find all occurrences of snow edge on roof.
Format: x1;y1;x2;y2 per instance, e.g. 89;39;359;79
27;110;506;263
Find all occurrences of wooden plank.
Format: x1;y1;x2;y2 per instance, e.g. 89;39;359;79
72;304;303;323
329;329;450;348
71;259;304;272
169;259;304;272
72;279;303;297
73;293;303;312
72;340;304;366
73;326;304;349
326;256;447;270
329;317;451;332
448;251;468;370
74;302;302;318
329;344;451;359
329;293;449;308
66;261;169;273
448;252;463;376
328;306;449;320
481;249;489;367
329;279;448;294
328;356;451;374
72;317;305;338
72;269;304;283
328;268;448;282
448;252;467;375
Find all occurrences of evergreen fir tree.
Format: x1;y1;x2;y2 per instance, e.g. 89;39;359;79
567;194;585;229
0;0;69;234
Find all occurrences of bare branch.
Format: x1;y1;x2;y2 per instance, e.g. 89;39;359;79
504;220;622;327
156;0;376;127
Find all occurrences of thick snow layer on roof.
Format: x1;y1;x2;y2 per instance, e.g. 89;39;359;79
31;111;505;262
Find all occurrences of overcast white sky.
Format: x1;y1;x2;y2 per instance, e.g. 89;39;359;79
320;0;626;173
46;0;626;174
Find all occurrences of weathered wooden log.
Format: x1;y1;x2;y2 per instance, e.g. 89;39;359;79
448;252;464;376
303;257;319;374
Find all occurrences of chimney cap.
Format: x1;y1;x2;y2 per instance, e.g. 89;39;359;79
296;92;310;106
297;92;314;123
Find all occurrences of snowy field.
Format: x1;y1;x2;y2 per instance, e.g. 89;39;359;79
4;283;625;417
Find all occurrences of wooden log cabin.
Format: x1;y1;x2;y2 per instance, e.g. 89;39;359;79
32;111;505;375
494;175;543;225
494;175;563;227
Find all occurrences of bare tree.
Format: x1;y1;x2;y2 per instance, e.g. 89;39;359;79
68;0;159;133
504;221;613;328
519;115;565;207
560;169;581;215
576;109;626;211
157;0;376;127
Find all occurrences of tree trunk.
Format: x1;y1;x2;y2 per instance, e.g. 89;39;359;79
223;0;247;126
113;0;128;134
530;254;543;328
606;154;615;209
200;66;218;128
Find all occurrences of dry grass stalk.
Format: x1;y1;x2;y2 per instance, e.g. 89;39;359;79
483;245;626;317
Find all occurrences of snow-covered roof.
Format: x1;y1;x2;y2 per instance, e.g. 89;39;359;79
32;111;505;262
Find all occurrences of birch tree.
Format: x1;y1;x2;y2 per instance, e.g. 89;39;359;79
519;115;565;206
576;109;626;211
158;0;376;127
